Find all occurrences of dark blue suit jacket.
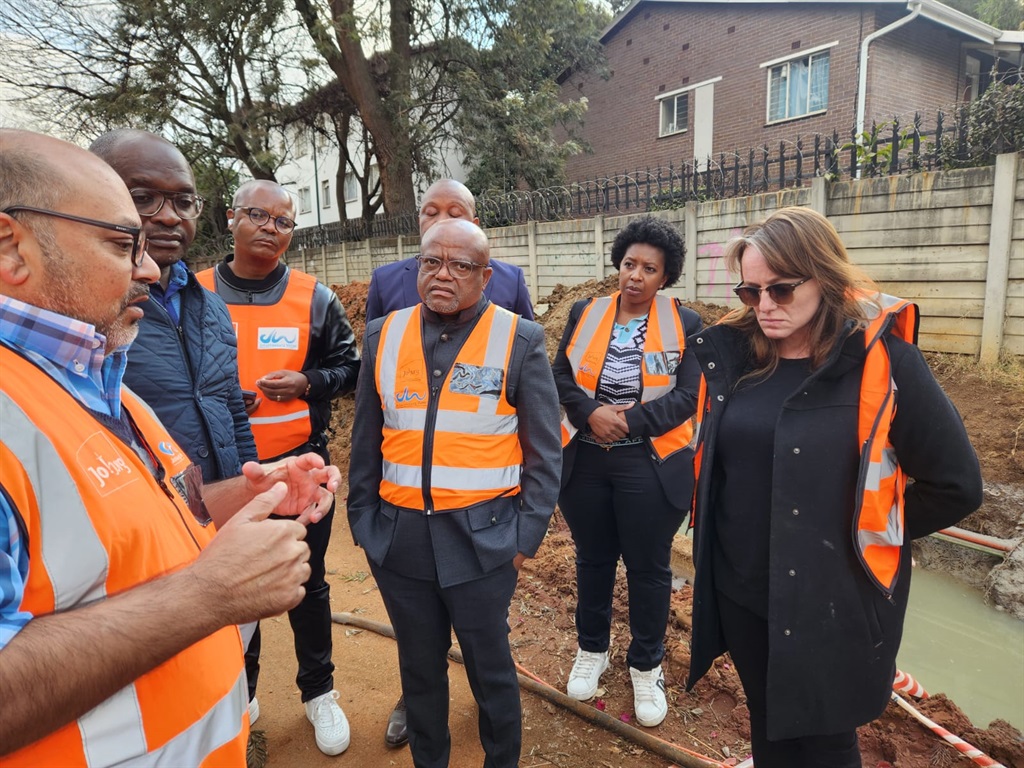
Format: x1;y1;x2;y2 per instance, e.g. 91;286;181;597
365;256;534;322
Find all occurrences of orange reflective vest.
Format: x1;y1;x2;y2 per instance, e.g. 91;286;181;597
854;294;918;595
196;267;316;459
375;304;523;512
0;347;247;768
560;292;694;461
690;293;919;597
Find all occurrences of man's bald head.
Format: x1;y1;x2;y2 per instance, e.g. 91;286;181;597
90;129;199;270
416;219;491;317
233;179;296;214
0;129;77;212
0;129;157;353
227;179;296;278
418;179;477;235
420;218;489;262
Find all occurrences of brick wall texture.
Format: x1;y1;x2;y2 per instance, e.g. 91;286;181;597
562;2;969;183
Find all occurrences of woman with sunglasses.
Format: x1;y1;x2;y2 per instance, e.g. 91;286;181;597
553;216;702;726
685;206;982;767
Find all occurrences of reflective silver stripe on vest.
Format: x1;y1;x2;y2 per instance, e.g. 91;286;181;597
0;392;110;611
475;306;516;417
379;304;521;492
81;685;146;767
249;409;311;426
378;307;417;413
384;461;521;492
565;296;613;398
98;668;247;768
387;408;519;435
857;503;904;551
858;444;904;551
641;295;681;402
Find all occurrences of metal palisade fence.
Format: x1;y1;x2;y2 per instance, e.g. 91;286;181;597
291;108;976;246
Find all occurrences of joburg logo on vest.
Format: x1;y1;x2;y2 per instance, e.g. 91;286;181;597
77;433;138;494
258;327;300;350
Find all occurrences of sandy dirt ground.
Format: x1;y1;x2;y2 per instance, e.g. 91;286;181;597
249;278;1024;768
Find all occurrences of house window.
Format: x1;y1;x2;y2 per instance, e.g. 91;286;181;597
344;173;359;202
658;92;688;136
298;186;311;214
294;128;309;158
763;44;833;123
321;180;331;208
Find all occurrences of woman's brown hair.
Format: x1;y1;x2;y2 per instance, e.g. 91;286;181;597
720;206;879;381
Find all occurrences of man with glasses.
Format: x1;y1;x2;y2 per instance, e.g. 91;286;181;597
90;130;259;501
197;179;361;757
366;178;534;325
0;129;340;766
348;218;561;768
366;177;535;749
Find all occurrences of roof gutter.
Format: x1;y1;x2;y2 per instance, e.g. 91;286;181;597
856;1;922;140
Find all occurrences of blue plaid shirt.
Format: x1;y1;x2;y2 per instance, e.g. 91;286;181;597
0;295;128;649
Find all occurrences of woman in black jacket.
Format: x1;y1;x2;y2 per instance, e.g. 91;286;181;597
553;216;702;727
686;206;982;766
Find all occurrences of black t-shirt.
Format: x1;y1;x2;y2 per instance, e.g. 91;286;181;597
711;357;812;617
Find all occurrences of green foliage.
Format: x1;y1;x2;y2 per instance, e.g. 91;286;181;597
937;79;1024;168
938;0;1024;27
458;0;610;193
975;0;1024;28
840;121;914;174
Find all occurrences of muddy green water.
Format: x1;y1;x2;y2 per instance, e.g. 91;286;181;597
898;567;1024;731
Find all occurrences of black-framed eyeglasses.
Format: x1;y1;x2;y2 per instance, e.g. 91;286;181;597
130;188;205;219
2;205;147;267
733;277;811;307
235;206;295;234
416;255;487;279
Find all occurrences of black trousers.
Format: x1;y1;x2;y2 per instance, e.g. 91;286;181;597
559;441;686;671
370;558;521;768
717;591;861;768
245;498;336;703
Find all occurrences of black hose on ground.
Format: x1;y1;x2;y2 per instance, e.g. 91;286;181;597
331;611;726;768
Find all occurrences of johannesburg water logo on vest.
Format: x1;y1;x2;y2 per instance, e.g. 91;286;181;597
77;433;138;495
258;327;300;350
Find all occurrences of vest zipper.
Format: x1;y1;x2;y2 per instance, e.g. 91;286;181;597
421;384;441;514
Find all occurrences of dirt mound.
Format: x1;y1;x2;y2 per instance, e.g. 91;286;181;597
332;281;369;343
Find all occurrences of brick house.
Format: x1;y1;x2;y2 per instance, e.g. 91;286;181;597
561;0;1023;181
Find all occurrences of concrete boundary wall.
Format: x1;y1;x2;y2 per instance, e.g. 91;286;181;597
192;153;1023;358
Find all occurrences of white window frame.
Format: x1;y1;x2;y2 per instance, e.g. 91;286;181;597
298;186;311;214
321;179;331;208
344;172;359;202
760;41;836;125
655;77;721;139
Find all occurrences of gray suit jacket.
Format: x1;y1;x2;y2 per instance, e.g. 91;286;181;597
347;297;561;588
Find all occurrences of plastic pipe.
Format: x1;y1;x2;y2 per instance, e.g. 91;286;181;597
856;2;922;143
936;526;1016;553
891;692;1007;768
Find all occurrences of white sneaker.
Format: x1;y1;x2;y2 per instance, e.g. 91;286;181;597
304;690;350;755
566;648;610;701
248;697;260;726
629;665;668;727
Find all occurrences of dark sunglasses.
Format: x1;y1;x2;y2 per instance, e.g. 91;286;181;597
3;205;147;267
235;206;295;234
733;277;810;307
